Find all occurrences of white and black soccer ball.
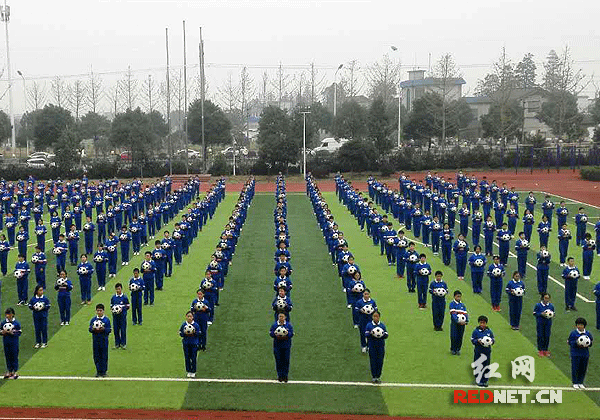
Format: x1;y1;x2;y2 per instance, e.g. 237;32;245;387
541;227;549;234
424;219;432;226
332;233;339;240
480;336;494;347
142;261;152;270
129;282;141;292
352;282;365;293
474;258;484;267
501;234;511;241
173;231;181;239
520;240;529;247
569;269;579;279
183;323;196;335
439;202;447;209
347;265;357;275
542;309;554;319
92;319;105;331
513;287;524;297
540;250;550;258
119;234;128;241
209;260;218;269
107;245;116;252
202;279;214;290
275;298;287;310
434;287;447;297
387;237;395;245
161;242;170;249
370;326;385;338
31;255;40;263
398;239;408;248
274;326;288;337
491;267;503;277
277;280;288;289
52;247;62;255
16;234;25;242
577;335;592;348
456;313;467;325
77;266;88;275
2;322;14;333
51;222;59;229
93;254;104;263
486;221;494;228
214;251;223;259
83;223;91;231
13;269;23;279
408;254;418;262
0;244;6;252
589;240;596;247
153;252;162;260
361;304;375;315
419;267;431;276
111;305;123;315
33;301;45;311
581;216;588;223
56;277;67;287
458;240;467;248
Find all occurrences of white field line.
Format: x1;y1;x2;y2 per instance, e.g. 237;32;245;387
15;375;600;391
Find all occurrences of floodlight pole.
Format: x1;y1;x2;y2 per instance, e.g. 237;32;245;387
2;1;15;149
300;111;311;179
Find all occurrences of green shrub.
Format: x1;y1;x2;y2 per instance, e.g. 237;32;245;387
580;167;600;181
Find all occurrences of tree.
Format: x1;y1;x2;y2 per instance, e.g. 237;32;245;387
337;139;377;172
26;81;47;110
53;128;81;173
16;110;42;148
110;108;157;163
289;103;333;150
148;110;168;138
67;80;86;121
33;104;74;150
591;96;600;125
480;100;523;140
87;70;103;114
218;72;239;113
271;63;292;107
537;91;585;140
79;111;110;140
594;127;600;144
368;98;392;154
309;62;325;104
432;53;461;144
51;77;68;108
0;110;10;145
141;75;159;113
187;99;232;150
341;59;363;98
119;66;139;111
257;106;297;171
365;54;400;104
515;53;537;89
332;100;367;140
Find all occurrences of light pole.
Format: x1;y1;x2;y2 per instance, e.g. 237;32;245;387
333;64;343;117
391;46;402;148
300;110;311;179
17;70;26;155
1;1;15;149
232;135;236;176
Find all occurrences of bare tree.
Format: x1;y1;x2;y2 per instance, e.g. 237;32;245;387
218;72;239;113
261;71;270;107
271;62;292;108
341;59;363;98
432;53;461;144
309;62;326;104
141;74;160;113
87;69;103;114
293;71;306;106
26;81;47;110
67;79;87;120
544;46;588;94
51;76;68;108
119;66;139;111
239;66;256;137
365;54;401;103
106;82;120;118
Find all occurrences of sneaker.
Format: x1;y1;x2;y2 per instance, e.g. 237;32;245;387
573;384;580;389
190;373;196;378
579;384;586;389
65;322;70;326
538;350;544;357
456;351;461;355
207;321;213;325
545;351;551;357
11;374;18;380
121;346;127;350
34;343;40;349
584;276;590;280
186;373;192;378
3;372;10;379
354;325;359;329
346;304;352;309
97;287;103;291
451;350;457;355
60;322;65;326
41;343;47;349
81;301;86;305
361;347;368;353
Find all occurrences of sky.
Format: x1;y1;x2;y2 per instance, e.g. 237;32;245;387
0;0;599;115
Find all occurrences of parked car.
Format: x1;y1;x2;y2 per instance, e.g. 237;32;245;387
311;138;349;154
175;149;201;159
27;157;55;168
120;151;132;161
29;152;55;160
221;147;248;157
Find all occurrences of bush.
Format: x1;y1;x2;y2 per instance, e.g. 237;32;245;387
580;167;600;181
208;154;230;176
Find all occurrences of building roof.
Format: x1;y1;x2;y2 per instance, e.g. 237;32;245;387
400;77;466;88
464;96;492;104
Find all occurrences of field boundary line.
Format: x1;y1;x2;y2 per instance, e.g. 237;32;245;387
15;375;599;391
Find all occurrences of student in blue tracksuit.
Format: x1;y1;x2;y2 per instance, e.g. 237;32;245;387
270;312;294;382
83;217;95;255
582;233;595;280
151;242;166;291
5;212;16;246
493;199;505;228
505;271;525;330
505;204;518;236
556;201;569;230
537;215;551;248
515;232;530;279
441;224;454;266
430;217;442;255
180;311;201;378
558;224;572;266
487;256;505;311
89;303;111;377
93;245;109;291
468;246;486;294
496;223;511;265
141;252;157;306
77;254;94;305
28;285;50;348
31;246;47;289
364;310;388;384
414;255;432;309
458;204;470;238
1;308;21;379
449;291;468;355
453;234;469;281
575;208;588;247
201;271;218;325
355;289;377;353
471;211;482;247
66;226;80;266
54;271;73;325
429;271;448;330
191;289;211;351
54;235;68;275
522;210;534;242
272;287;293;322
536;247;551;294
16;226;28;259
404;243;419;293
129;269;144;325
0;234;10;277
471;315;495;387
394;233;408;279
118;226;132;266
105;232;118;278
568;318;593;389
110;283;130;350
533;293;554;357
562;257;580;311
541;196;554;227
483;217;495;257
34;219;47;252
14;254;30;305
421;212;432;248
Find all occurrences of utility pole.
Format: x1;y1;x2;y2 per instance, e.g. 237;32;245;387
300;110;311;179
183;20;189;175
1;1;15;149
166;27;172;175
199;27;206;173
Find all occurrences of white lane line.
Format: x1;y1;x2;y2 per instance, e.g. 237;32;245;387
16;375;600;391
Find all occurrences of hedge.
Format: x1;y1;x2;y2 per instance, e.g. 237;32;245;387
580;167;600;181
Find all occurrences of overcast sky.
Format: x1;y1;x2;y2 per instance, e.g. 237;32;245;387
1;0;599;114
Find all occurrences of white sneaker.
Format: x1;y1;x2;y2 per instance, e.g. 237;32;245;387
584;276;590;280
65;322;69;325
60;322;65;326
361;347;367;353
41;343;47;349
354;325;359;329
190;373;196;378
34;343;40;349
125;262;129;265
573;384;580;389
97;287;102;291
186;372;191;378
579;384;586;389
347;304;352;309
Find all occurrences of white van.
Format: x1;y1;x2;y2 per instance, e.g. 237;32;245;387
312;138;349;154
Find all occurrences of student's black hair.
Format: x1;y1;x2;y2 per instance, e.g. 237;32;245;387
387;222;393;227
133;268;139;273
453;290;462;297
501;222;508;227
493;255;500;259
398;230;404;234
435;270;443;276
364;288;371;294
373;310;381;316
35;245;41;250
408;241;415;246
518;232;524;236
145;251;151;255
164;230;169;234
419;253;426;258
579;207;584;211
34;284;44;294
277;286;287;292
575;317;587;327
567;256;574;262
477;315;488;323
59;234;65;238
115;283;122;289
17;253;24;259
186;310;193;316
540;292;551;299
96;303;105;310
512;271;520;278
474;245;482;251
4;308;14;315
81;253;87;258
585;233;592;239
196;288;203;294
155;240;161;245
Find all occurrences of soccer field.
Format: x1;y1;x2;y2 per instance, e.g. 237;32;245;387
1;189;600;419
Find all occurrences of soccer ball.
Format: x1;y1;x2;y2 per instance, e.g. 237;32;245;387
589;240;596;247
277;280;288;289
214;251;223;259
347;265;357;275
92;319;105;331
434;287;447;297
2;323;14;333
513;287;524;297
387;237;395;245
52;247;62;255
577;335;591;347
486;221;494;228
142;261;151;270
542;309;554;319
153;252;162;260
111;305;123;315
13;269;23;279
501;234;511;241
540;250;550;258
274;326;288;337
424;219;432;226
161;242;170;250
439;202;447;209
16;235;25;242
19;215;26;222
56;278;67;287
0;245;5;252
373;217;380;224
474;258;484;267
456;314;467;325
568;270;579;279
520;240;529;247
83;223;91;231
68;232;76;239
332;233;339;240
33;301;45;311
130;226;138;233
480;336;494;347
129;282;141;292
275;299;287;310
119;234;128;241
93;255;104;263
183;324;196;335
77;266;88;275
581;216;588;223
352;282;365;293
408;254;418;262
491;268;502;277
371;326;385;338
107;245;116;252
361;304;375;315
458;240;467;248
419;267;431;276
173;232;181;239
209;260;218;269
31;255;40;263
398;239;408;248
202;279;214;290
541;227;549;234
